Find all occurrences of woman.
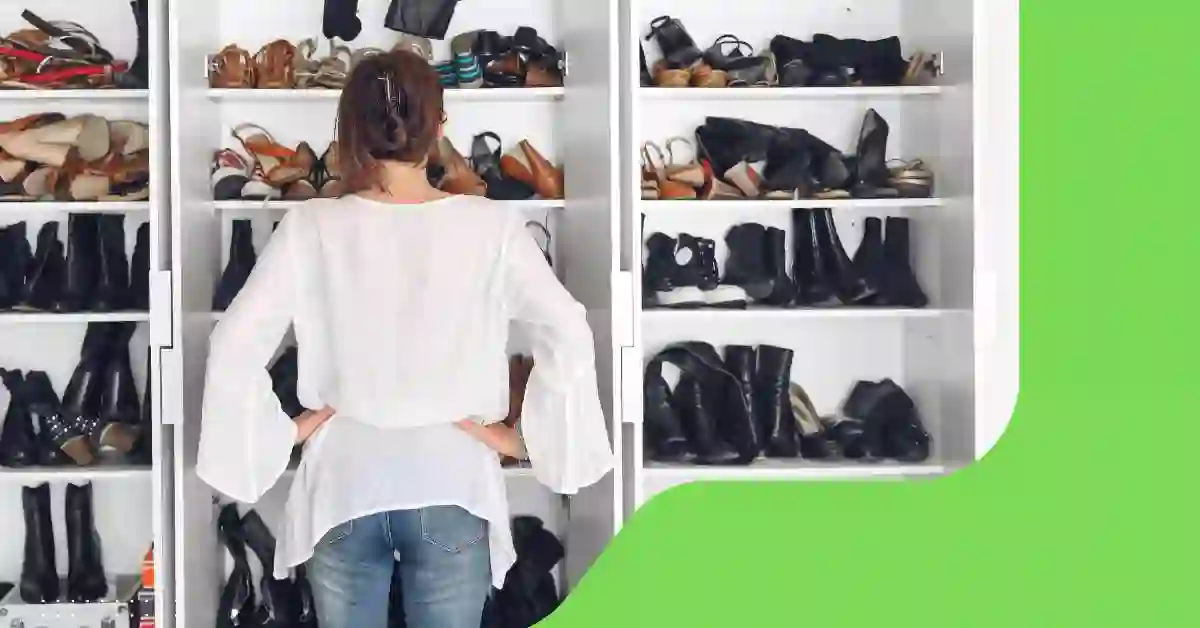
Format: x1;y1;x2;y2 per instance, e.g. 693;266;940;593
196;50;613;628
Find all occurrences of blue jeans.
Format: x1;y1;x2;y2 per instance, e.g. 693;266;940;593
308;506;491;628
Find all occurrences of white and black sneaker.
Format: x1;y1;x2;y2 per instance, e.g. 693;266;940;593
644;233;705;308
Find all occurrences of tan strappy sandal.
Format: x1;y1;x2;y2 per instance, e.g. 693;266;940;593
232;123;310;186
642;142;696;200
209;44;255;89
664;137;705;187
254;40;297;89
312;43;353;89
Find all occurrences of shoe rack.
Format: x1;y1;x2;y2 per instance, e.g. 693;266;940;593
620;0;990;513
166;1;619;627
0;0;171;625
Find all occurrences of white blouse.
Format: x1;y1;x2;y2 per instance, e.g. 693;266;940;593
196;195;614;586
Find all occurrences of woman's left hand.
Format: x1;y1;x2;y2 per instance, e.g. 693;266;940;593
455;420;526;459
295;406;337;444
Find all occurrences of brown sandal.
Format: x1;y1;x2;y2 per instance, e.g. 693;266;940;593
435;138;487;197
209;44;255;88
232;124;310;186
653;60;691;87
254;40;297;89
690;63;728;88
642;142;696;200
664;137;705;187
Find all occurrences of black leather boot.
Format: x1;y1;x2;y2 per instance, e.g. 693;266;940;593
851;109;899;199
846;379;932;462
807;34;854;86
213;220;256;312
769;35;812;87
857;37;907;86
674;376;739;466
813;208;875;305
723;346;763;460
792;209;838;306
723;223;775;301
60;214;101;313
642;366;692;463
882;218;929;308
0;369;36;467
20;483;59;603
128;0;148;87
97;323;142;454
293;564;318;628
755;345;799;458
236;510;292;628
217;505;256;628
60;325;115;461
645;16;703;69
21;222;66;312
0;222;32;309
25;371;91;466
852;217;887;305
92;215;131;312
130;222;150;310
128;349;153;465
762;130;815;197
269;347;307;419
761;227;797;306
65;483;108;602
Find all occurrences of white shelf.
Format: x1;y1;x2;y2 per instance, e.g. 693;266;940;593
0;89;150;102
279;465;537;480
641;86;945;100
643;307;959;321
644;461;947;481
640;198;946;211
208;87;565;103
0;312;150;324
214;199;565;212
0;201;150;214
0;466;152;482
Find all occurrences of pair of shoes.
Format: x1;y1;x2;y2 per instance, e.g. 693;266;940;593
484;516;563;628
473;27;563;88
217;505;314;627
2;218;149;313
0;371;71;467
771;33;933;87
213;126;345;201
434;135;562;200
831;379;932;461
437;30;483;88
19;483;107;603
28;323;143;467
643;232;747;309
0;7;144;89
640;138;744;201
645;22;775;88
0;113;150;202
209;40;295;89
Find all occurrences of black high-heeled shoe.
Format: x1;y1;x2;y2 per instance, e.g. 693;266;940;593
645;16;703;69
851;109;899;199
471;133;534;200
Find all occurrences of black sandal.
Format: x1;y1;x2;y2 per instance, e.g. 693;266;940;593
471;132;534;200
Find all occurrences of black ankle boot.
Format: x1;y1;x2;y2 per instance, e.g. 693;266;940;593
792;209;838;306
674;376;740;466
755;345;799;458
882;218;929;308
852;217;887;305
65;483;107;602
25;371;91;466
0;369;36;467
130;222;150;310
21;483;59;603
769;35;812;87
21;222;66;312
643;365;693;464
60;325;114;462
761;227;796;306
696;237;748;309
644;233;704;309
813;208;875;305
60;214;101;313
842;380;929;462
92;215;131;312
0;222;32;309
807;34;853;86
237;510;292;628
217;505;257;628
645;16;703;69
214;220;256;311
723;346;763;459
99;323;142;445
851;109;898;199
857;37;907;86
269;347;307;419
128;0;148;87
723;224;774;301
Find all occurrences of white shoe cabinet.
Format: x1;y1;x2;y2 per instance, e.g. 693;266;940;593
0;0;173;623
0;1;1016;626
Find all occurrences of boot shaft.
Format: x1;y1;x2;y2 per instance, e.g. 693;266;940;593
0;369;36;466
62;214;101;312
884;217;913;261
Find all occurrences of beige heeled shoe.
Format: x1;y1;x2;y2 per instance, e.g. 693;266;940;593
663;137;705;188
0;115;110;167
642;142;696;201
435;138;488;197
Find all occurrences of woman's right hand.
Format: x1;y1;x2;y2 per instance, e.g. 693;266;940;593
295;406;336;444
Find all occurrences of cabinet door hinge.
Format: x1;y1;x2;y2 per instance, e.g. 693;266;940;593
559;50;569;79
149;269;174;349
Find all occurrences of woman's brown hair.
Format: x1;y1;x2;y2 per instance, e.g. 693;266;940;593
335;50;444;192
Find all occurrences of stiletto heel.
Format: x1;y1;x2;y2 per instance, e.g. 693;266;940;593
499;140;563;200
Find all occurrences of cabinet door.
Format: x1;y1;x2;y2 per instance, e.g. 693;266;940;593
167;1;221;626
556;0;624;589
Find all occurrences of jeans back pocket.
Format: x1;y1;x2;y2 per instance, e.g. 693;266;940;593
420;506;486;553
